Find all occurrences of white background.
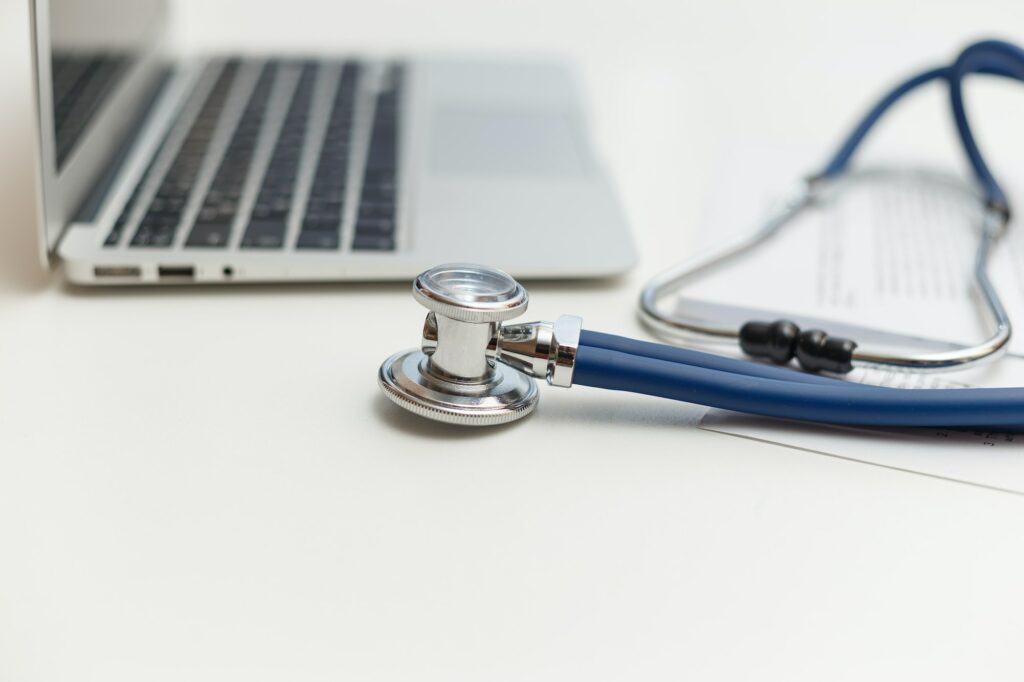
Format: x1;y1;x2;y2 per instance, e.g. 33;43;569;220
3;1;1024;680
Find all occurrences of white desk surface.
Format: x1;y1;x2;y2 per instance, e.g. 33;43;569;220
3;1;1024;679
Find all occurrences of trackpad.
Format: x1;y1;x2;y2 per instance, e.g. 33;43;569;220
429;108;591;176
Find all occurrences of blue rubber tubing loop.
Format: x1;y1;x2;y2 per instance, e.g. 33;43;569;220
572;345;1024;430
820;65;949;179
820;61;1020;183
580;330;851;387
948;41;1024;211
820;39;1024;209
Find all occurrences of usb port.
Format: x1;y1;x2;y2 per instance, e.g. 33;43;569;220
158;265;195;280
94;265;142;279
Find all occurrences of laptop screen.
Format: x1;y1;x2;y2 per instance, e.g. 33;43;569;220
47;0;167;169
32;0;169;259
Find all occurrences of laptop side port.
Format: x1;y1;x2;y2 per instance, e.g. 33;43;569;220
158;265;195;281
94;265;142;279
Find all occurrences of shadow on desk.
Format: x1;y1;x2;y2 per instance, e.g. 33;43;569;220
542;393;705;430
373;378;705;438
56;271;626;299
0;114;51;294
372;393;529;439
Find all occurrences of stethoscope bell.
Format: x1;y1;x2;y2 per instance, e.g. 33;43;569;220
378;264;547;426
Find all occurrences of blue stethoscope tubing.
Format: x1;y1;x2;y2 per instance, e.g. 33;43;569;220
575;331;1024;430
823;39;1024;211
574;40;1024;430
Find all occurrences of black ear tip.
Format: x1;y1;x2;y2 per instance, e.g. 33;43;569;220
795;329;856;374
740;320;856;374
739;319;800;365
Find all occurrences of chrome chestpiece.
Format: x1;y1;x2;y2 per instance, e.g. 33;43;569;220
378;264;582;426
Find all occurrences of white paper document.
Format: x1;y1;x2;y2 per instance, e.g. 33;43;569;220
701;409;1024;495
687;145;1024;494
685;168;1024;356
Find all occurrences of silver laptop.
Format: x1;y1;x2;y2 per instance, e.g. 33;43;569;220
28;0;635;285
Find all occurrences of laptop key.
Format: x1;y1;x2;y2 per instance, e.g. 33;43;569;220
357;201;393;220
129;60;240;249
240;221;286;248
352;65;402;252
302;216;340;232
295;62;361;250
351;234;394;251
240;63;318;250
151;232;174;248
296;231;340;249
185;62;277;249
104;226;123;247
186;223;232;248
353;218;394;236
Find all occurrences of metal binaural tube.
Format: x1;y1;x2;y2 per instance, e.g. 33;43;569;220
638;170;1013;373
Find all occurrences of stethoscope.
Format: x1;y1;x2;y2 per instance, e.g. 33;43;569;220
379;40;1024;431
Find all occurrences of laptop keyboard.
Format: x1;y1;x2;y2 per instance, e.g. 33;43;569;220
244;62;319;249
353;65;402;251
187;63;278;248
106;58;401;254
296;62;360;250
130;61;240;247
